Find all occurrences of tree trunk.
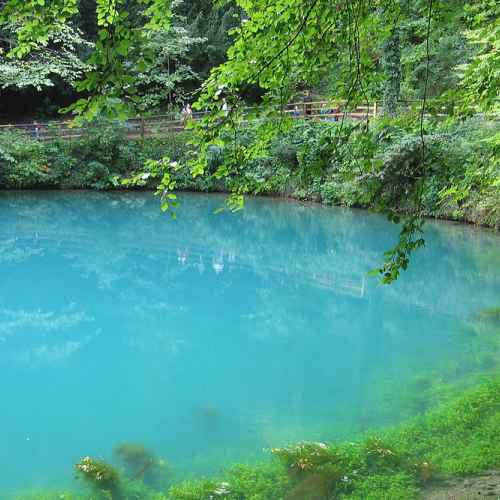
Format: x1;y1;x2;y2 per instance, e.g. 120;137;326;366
381;27;401;117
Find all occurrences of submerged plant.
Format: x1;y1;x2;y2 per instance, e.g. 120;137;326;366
271;442;352;497
75;456;122;497
114;443;155;478
271;442;332;473
475;306;500;323
364;437;400;469
412;460;435;483
14;377;500;500
165;478;219;500
113;442;169;489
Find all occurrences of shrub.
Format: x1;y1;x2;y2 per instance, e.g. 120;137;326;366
0;114;498;228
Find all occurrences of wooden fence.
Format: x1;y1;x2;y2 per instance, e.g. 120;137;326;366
0;101;378;141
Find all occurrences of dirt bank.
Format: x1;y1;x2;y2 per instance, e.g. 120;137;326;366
423;471;500;499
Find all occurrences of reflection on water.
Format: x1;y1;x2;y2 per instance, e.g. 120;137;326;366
0;191;499;495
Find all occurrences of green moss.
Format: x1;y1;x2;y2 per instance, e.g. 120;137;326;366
12;376;500;500
165;478;219;499
14;492;89;500
223;463;289;499
267;376;500;498
476;307;500;322
343;472;419;499
164;463;289;500
381;376;500;476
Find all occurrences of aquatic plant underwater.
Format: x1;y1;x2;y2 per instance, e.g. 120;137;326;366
12;307;500;500
12;371;500;499
73;444;170;499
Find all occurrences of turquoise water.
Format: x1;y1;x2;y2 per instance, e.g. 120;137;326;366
1;191;499;496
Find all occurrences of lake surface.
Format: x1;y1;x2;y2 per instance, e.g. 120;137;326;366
1;191;499;496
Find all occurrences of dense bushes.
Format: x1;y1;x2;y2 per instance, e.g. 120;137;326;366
0;123;189;190
0;114;498;228
221;115;499;228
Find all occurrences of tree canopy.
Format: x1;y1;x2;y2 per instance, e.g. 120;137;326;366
1;0;497;117
0;0;498;281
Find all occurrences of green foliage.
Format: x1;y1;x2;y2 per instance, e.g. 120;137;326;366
165;462;289;499
456;1;500;114
133;14;205;110
0;24;92;91
0;0;79;59
14;492;89;500
235;115;499;227
0;123;183;190
177;0;242;82
364;437;401;469
165;478;218;500
117;479;168;500
0;131;56;188
166;463;288;500
59;0;173;121
435;118;500;227
383;376;500;476
381;27;401;117
223;463;289;499
343;472;418;500
271;441;354;497
372;215;425;284
399;1;470;101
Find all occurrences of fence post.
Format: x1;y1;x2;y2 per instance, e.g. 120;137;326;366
140;118;145;139
373;102;378;117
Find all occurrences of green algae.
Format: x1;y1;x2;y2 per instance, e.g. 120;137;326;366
476;306;500;323
12;376;500;500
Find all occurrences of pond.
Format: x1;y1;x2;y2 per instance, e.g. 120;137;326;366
1;191;499;497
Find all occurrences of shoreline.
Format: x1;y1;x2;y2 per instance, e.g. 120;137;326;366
2;187;499;234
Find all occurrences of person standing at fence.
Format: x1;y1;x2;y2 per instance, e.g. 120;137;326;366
33;120;40;139
320;103;331;120
303;90;313;116
181;103;193;124
332;103;340;122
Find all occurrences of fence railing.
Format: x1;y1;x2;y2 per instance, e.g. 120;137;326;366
0;100;378;141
